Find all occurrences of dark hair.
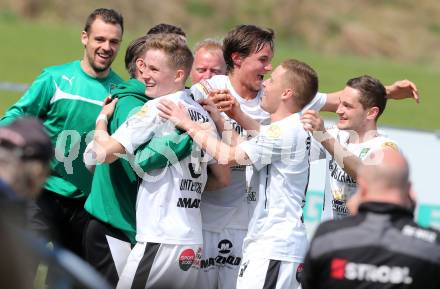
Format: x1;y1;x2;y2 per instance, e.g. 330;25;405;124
281;59;319;109
143;33;194;79
223;25;274;73
146;23;186;38
125;35;149;78
83;8;124;34
346;75;387;120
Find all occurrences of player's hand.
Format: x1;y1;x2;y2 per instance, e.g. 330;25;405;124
300;110;325;132
157;99;191;130
386;79;420;103
100;95;118;119
301;110;331;142
208;90;235;112
199;98;223;125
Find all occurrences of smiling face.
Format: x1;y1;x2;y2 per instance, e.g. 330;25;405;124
190;47;226;84
336;86;370;131
235;43;273;93
81;17;122;78
261;65;287;113
139;49;180;98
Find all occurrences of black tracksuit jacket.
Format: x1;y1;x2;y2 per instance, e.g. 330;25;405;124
302;202;440;289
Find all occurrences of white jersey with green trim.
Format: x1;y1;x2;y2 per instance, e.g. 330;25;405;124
191;75;327;231
311;128;399;221
112;90;214;244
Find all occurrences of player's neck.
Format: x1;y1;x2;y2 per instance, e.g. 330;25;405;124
228;73;258;100
349;123;378;144
270;103;300;122
80;59;110;79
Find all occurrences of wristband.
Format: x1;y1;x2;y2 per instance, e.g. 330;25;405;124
96;114;108;125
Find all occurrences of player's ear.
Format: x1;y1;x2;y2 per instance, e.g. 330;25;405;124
231;52;242;68
81;31;88;47
281;88;294;100
175;69;186;83
135;58;145;74
367;106;379;121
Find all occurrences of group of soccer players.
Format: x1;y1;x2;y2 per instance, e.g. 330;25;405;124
0;7;421;289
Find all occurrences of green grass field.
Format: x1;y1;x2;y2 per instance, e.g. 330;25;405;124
1;19;439;130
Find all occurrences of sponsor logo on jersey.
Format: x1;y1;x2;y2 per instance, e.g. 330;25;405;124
332;199;349;216
200;239;242;269
246;186;257;202
180;179;203;194
179;249;196;271
177;197;201;208
330;258;413;284
329;158;356;184
188;163;202;178
61;75;75;86
188;109;209;123
296;263;304;283
402;225;438;243
331;188;349;215
218;239;233;254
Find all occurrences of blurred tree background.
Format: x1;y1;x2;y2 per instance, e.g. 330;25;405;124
2;0;440;64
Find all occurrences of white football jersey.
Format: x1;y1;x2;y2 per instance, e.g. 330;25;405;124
112;90;215;244
191;75;327;232
239;113;312;262
311;128;399;221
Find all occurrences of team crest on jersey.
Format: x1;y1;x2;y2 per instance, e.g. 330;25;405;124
135;105;149;117
382;142;398;151
332;188;346;202
109;82;118;93
358;148;370;159
266;124;281;139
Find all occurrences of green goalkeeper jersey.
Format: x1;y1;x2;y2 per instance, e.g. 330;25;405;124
84;78;193;243
0;60;123;198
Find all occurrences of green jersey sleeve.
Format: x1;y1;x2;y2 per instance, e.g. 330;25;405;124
134;129;193;172
109;96;193;172
0;70;54;125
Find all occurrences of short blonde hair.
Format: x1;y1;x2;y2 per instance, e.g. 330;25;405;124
143;33;194;78
281;59;319;109
193;38;223;54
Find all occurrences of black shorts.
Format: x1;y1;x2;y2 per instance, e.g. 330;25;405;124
84;216;132;287
27;189;89;257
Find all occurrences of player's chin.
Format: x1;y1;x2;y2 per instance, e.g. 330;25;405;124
336;121;347;130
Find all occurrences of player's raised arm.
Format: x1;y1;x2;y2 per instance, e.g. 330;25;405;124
322;79;420;112
301;110;362;179
158;99;250;166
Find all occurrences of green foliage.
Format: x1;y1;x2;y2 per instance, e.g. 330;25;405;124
0;10;18;22
185;0;214;17
429;22;440;34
